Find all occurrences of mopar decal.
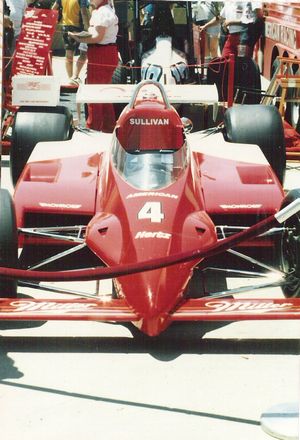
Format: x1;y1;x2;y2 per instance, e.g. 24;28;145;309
39;202;82;209
135;231;171;239
129;118;169;126
220;204;262;210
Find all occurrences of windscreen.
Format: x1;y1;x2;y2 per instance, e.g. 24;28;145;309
112;140;188;190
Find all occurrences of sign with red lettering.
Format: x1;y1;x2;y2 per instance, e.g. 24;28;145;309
12;8;58;76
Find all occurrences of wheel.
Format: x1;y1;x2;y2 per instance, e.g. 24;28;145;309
0;189;18;298
223;104;286;184
278;189;300;298
10;106;73;186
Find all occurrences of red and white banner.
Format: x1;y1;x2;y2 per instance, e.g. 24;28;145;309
11;8;58;76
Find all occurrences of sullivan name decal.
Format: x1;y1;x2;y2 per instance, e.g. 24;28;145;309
129;118;169;126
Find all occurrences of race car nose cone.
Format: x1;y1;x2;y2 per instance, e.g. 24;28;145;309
115;263;193;336
139;314;171;337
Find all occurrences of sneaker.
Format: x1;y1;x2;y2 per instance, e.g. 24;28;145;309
69;77;82;86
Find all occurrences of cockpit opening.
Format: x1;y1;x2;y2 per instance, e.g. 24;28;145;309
112;140;188;190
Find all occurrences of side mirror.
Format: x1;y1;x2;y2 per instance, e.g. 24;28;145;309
181;117;193;134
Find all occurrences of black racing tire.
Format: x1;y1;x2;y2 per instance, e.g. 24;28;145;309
10;105;73;186
278;189;300;297
0;189;18;298
223;104;286;184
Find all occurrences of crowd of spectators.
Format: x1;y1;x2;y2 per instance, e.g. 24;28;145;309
52;0;90;85
193;1;263;59
3;1;265;132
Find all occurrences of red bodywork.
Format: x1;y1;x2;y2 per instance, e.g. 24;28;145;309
11;85;286;336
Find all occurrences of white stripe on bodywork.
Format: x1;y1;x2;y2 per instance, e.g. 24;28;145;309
28;131;113;163
188;132;269;165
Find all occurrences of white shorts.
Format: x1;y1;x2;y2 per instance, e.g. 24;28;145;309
79;43;88;52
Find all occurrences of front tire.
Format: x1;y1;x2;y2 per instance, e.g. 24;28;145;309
10;106;73;186
224;104;286;184
279;189;300;298
0;189;18;298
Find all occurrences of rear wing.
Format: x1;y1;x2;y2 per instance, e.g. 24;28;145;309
11;76;219;119
76;82;219;120
76;83;218;105
11;75;218;106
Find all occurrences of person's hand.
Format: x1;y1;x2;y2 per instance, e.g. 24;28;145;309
198;25;206;33
223;20;230;29
68;32;82;42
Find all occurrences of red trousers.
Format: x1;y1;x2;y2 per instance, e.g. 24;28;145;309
221;33;241;57
86;44;118;132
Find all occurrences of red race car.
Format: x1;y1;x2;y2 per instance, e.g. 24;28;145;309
0;80;300;336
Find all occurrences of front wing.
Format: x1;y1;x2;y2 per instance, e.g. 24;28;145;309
1;297;300;322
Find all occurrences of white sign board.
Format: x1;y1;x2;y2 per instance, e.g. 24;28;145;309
12;75;60;106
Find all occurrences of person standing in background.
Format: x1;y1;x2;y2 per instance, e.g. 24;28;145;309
193;2;222;62
69;0;118;132
5;0;27;48
114;0;130;64
52;0;90;84
142;3;155;26
3;1;14;93
200;2;263;59
201;2;222;60
242;2;264;57
200;2;247;58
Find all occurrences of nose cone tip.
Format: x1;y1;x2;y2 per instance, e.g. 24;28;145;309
139;314;171;337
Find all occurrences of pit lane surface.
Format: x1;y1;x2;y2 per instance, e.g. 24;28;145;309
1;58;300;439
1;157;300;440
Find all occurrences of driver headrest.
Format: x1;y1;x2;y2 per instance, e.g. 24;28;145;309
116;101;184;151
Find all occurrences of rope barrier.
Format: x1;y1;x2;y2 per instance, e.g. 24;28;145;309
2;53;229;73
0;213;281;282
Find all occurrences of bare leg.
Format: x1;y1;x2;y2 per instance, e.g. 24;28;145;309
74;50;87;79
65;49;74;78
208;35;220;58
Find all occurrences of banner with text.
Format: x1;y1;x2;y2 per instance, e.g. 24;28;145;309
12;8;58;76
